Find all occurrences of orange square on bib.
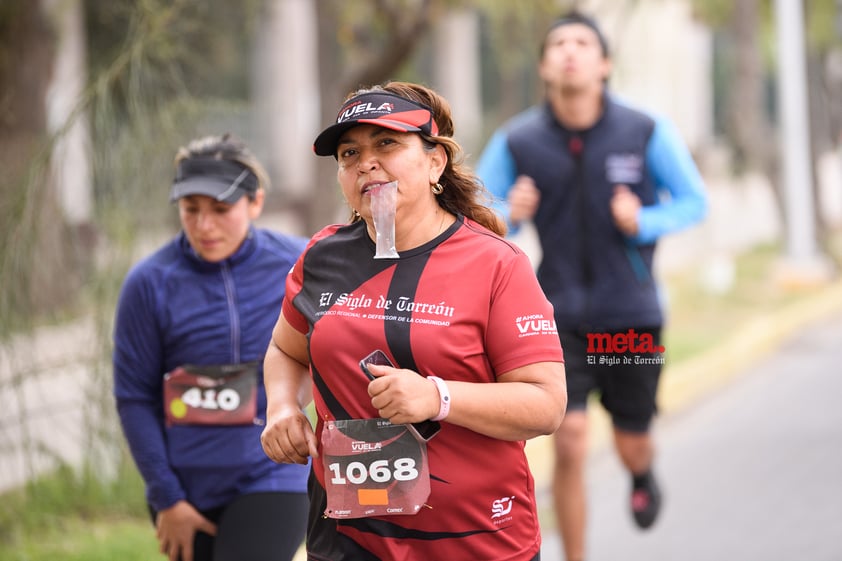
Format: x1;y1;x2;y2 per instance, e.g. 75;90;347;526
357;489;389;505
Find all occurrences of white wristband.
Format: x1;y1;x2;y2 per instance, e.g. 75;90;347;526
428;376;450;421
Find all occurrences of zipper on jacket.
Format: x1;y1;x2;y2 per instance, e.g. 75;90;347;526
221;262;241;364
570;133;593;332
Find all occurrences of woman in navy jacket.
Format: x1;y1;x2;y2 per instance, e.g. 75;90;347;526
113;134;309;561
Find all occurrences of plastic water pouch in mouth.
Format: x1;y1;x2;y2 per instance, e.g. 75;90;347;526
369;180;399;259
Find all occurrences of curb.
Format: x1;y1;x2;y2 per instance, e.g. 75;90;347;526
525;276;842;488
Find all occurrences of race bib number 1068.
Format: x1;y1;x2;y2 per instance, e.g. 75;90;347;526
321;418;431;519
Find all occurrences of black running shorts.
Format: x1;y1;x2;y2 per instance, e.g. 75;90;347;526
559;327;663;432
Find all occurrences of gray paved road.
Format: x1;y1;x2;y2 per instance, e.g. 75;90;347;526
540;312;842;561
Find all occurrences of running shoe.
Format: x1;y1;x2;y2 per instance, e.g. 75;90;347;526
630;469;661;529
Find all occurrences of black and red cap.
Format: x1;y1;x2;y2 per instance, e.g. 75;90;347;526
313;91;439;157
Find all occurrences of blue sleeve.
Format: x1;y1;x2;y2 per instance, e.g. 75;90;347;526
475;129;521;233
112;265;185;511
634;116;708;244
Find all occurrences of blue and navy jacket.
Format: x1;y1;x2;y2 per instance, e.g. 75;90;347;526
112;227;309;512
477;95;707;330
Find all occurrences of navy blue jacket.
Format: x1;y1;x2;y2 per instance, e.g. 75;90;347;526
112;228;309;511
477;95;707;330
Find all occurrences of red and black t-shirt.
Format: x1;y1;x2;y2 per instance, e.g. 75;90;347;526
283;216;564;561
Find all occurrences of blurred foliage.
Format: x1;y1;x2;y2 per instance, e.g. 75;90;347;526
804;0;842;48
471;0;562;72
471;0;565;127
0;6;263;554
84;0;261;105
83;0;263;226
691;0;743;27
315;0;436;104
691;0;841;57
690;0;841;218
0;0;264;332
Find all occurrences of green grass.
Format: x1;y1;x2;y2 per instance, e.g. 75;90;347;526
3;240;840;560
0;518;158;561
0;462;157;561
662;242;808;364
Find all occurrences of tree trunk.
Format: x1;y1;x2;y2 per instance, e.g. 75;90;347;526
727;0;769;172
434;9;482;156
0;1;84;324
726;0;783;221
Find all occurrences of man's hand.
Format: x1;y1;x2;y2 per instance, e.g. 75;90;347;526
508;175;541;226
610;184;641;236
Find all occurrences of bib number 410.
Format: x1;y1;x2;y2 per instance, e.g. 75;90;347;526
328;458;418;485
181;387;241;411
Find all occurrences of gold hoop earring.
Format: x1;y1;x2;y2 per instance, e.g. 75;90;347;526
431;183;444;195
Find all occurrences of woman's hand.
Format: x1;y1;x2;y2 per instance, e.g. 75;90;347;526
156;500;217;561
261;314;317;464
366;364;440;425
261;407;318;464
